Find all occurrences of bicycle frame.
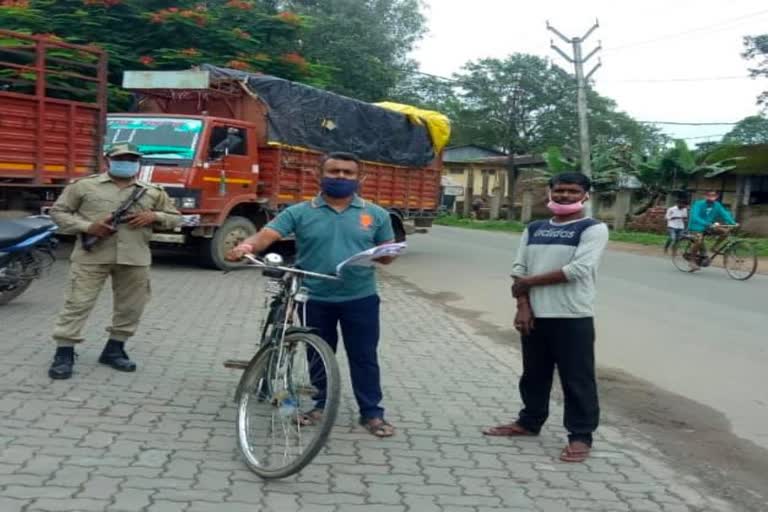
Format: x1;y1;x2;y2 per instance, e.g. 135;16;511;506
234;254;341;401
687;227;738;264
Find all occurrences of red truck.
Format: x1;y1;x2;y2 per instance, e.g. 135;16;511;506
1;32;444;269
0;30;107;212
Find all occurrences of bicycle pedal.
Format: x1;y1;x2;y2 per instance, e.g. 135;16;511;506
223;359;250;370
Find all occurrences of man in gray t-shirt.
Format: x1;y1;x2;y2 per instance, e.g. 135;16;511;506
483;172;608;463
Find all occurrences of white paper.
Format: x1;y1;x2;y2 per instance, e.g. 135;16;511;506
335;242;407;274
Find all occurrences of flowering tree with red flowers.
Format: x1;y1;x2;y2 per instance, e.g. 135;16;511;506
0;0;329;108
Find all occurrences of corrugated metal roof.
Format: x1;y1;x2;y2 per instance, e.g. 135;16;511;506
444;145;507;163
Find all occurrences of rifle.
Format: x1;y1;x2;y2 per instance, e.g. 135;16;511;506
82;186;148;251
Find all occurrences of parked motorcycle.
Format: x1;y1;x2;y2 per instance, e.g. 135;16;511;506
0;216;58;305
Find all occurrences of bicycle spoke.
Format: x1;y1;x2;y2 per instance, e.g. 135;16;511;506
236;333;340;478
724;241;757;280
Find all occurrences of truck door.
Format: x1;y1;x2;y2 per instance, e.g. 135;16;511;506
202;123;257;207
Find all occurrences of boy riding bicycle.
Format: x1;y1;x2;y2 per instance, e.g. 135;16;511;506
687;190;736;271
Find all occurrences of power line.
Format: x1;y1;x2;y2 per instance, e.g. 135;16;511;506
603;8;768;53
407;69;457;83
680;133;730;140
411;69;754;86
640;121;739;126
603;75;751;83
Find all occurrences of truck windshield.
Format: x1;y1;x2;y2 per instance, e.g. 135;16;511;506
105;117;202;159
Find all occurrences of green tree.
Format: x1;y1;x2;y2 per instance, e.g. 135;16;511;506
742;33;768;107
281;0;427;101
449;55;573;154
722;114;768;144
542;142;640;191
542;139;738;214
398;54;664;156
631;140;738;212
0;0;327;108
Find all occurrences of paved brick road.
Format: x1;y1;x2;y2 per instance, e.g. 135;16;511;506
0;256;732;512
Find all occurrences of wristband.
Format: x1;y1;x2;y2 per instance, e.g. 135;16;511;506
236;243;254;253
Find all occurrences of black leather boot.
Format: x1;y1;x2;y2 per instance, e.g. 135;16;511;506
49;346;75;380
98;339;137;372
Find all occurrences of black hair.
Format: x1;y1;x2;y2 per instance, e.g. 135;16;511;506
319;151;361;170
548;172;591;192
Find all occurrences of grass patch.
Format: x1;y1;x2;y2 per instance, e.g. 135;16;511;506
434;215;768;257
434;215;525;232
608;231;667;246
611;230;768;256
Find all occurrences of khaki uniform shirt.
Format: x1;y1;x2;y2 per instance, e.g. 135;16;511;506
50;174;182;266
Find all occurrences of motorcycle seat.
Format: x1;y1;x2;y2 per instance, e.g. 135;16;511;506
0;218;56;249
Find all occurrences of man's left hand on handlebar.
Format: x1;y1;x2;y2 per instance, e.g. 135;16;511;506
226;243;254;262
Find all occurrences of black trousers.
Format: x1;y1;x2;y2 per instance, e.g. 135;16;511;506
516;317;599;445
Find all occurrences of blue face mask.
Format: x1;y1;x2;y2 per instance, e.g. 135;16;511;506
321;177;359;198
109;160;140;178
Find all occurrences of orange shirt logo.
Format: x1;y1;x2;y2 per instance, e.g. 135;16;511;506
360;213;374;230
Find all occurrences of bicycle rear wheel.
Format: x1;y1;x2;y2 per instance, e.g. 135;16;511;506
236;331;340;479
671;238;697;273
724;241;757;281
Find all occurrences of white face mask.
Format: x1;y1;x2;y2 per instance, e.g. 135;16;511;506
109;160;140;178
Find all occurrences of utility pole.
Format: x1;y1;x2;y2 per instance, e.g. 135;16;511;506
547;20;601;215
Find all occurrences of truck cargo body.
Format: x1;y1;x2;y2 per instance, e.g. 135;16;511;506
0;30;107;215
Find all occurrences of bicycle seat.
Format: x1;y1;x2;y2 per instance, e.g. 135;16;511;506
0;217;56;249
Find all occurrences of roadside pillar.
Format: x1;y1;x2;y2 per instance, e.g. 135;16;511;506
521;189;533;224
462;165;475;218
614;189;632;230
490;171;505;220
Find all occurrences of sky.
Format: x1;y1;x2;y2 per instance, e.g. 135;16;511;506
412;0;768;144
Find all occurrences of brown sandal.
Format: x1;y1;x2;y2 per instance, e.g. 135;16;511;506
482;422;537;437
559;441;591;463
360;417;395;438
295;408;323;426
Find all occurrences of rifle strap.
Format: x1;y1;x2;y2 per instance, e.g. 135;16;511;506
123;185;147;209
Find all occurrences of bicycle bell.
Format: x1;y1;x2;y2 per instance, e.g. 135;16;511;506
264;253;284;267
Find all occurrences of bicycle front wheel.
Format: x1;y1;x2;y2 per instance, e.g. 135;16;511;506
671;238;696;273
236;332;340;479
724;241;758;281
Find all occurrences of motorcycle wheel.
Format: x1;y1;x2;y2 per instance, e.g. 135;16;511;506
0;258;33;306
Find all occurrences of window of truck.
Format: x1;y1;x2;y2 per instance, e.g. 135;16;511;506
105;117;202;161
208;126;247;158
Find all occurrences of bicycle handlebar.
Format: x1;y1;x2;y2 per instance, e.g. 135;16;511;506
242;254;342;282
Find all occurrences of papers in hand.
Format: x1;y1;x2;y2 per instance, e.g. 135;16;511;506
336;242;407;274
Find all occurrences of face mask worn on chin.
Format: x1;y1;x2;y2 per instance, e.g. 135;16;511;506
109;160;140;178
321;177;359;198
547;192;589;216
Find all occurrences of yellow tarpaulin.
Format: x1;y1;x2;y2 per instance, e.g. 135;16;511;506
374;102;451;154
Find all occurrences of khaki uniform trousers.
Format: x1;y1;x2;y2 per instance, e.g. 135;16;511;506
53;262;151;345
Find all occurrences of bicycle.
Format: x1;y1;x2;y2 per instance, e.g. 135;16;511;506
224;253;341;479
671;224;758;281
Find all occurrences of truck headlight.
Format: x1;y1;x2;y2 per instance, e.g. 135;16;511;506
181;197;197;209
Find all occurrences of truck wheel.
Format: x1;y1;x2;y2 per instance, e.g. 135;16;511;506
199;216;257;270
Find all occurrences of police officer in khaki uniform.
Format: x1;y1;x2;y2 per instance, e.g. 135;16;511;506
48;143;181;379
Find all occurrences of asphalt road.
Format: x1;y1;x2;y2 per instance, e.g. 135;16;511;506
384;225;768;507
